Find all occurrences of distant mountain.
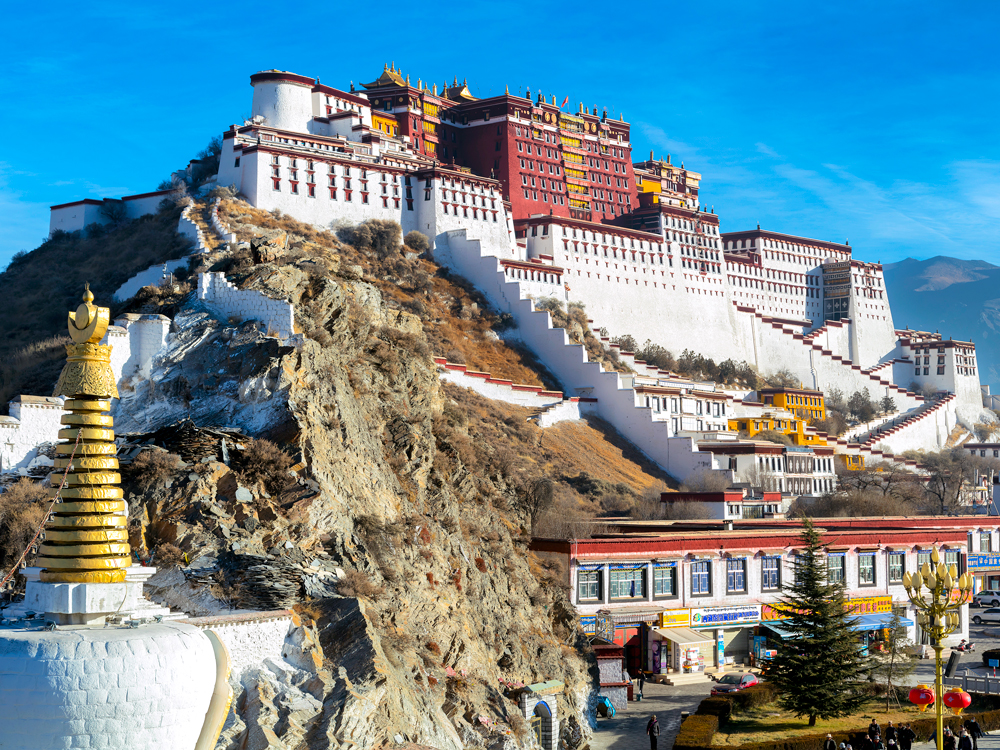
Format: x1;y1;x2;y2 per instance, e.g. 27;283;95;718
883;256;1000;391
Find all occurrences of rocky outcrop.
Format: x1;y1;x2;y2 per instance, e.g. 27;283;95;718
105;217;596;749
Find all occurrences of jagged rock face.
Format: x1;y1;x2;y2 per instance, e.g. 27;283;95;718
116;254;596;749
115;308;296;436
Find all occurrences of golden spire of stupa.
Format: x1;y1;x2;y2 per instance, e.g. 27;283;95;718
36;285;130;583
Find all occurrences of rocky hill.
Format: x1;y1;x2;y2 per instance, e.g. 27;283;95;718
883;255;1000;390
0;196;680;749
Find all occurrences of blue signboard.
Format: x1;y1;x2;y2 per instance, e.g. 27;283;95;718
968;554;1000;571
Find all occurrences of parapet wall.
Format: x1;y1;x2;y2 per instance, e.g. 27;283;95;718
197;272;295;340
185;609;293;686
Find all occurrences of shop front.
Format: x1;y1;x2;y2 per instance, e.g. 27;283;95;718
758;596;914;657
968;554;1000;593
580;611;657;676
650;605;760;673
650;609;714;674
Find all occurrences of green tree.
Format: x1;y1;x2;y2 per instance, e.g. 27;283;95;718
869;609;915;712
879;395;897;416
763;518;870;725
848;389;876;423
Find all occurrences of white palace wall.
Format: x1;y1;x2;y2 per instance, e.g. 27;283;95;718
434;229;715;482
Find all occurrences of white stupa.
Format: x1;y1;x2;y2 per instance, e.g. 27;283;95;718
0;289;230;750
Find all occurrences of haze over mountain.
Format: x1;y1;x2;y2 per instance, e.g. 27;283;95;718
883;256;1000;392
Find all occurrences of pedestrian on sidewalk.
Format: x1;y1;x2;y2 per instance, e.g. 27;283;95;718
959;729;974;750
646;715;659;750
885;721;897;745
823;733;837;750
899;723;916;750
637;671;645;700
869;719;881;742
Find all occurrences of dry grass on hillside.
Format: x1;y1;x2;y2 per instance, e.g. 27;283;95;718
0;205;192;408
217;200;556;388
437;382;675;537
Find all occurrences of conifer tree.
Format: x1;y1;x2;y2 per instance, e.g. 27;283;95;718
764;518;870;725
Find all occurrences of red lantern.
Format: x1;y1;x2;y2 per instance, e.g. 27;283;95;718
909;684;935;712
943;687;972;716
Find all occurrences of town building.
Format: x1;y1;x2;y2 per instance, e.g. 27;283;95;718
532;516;988;680
758;386;826;422
660;490;787;520
697;438;837;498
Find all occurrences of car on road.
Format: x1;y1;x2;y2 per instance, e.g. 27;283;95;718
972;608;1000;625
974;590;1000;608
710;672;759;696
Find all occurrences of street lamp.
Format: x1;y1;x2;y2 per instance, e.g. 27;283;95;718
902;546;974;750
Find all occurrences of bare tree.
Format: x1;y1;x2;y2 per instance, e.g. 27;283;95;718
680;468;732;492
921;449;1000;514
517;477;555;533
739;462;779;492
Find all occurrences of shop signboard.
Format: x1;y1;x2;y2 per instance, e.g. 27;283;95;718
659;609;691;628
763;596;892;621
845;596;892;615
580;616;597;636
691;604;761;628
968;554;1000;572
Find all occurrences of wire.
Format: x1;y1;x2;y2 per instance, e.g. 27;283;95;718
0;431;82;589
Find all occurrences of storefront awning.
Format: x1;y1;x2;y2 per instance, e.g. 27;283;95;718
851;613;914;630
652;627;715;645
763;612;913;639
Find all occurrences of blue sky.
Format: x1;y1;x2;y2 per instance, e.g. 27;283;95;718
3;1;1000;269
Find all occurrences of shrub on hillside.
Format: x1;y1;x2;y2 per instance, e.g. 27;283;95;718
234;439;294;497
0;478;48;575
403;230;430;254
336;569;384;600
341;219;402;260
125;449;183;493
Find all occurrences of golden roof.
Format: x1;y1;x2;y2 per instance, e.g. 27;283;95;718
361;63;407;89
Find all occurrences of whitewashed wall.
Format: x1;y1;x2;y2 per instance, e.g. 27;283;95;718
197;272;295;340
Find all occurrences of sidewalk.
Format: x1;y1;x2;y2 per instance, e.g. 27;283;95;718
587;679;715;750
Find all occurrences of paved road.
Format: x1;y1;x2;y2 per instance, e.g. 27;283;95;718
587;679;715;750
586;623;1000;750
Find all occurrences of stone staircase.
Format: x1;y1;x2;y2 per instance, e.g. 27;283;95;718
433;229;726;483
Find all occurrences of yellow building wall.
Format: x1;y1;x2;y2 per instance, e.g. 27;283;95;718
766;391;827;422
372;114;398;136
728;414;827;447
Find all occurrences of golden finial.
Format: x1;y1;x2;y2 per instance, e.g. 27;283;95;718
38;286;129;584
83;282;94;303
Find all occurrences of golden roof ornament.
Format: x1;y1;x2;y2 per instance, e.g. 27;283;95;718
38;286;130;583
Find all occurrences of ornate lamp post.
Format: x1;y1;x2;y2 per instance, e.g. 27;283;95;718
902;546;974;750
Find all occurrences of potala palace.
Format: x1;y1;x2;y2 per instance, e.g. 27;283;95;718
39;66;993;488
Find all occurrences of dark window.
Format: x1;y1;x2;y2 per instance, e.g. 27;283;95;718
691;561;711;595
762;556;781;590
577;570;601;601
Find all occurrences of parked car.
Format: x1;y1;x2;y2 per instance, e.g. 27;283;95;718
710;672;759;696
971;607;1000;625
974;590;1000;608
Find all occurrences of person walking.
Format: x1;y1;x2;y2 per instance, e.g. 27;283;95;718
899;723;916;750
885;722;897;745
944;727;957;750
637;671;645;700
646;715;659;750
958;730;974;750
824;734;837;750
869;719;882;742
